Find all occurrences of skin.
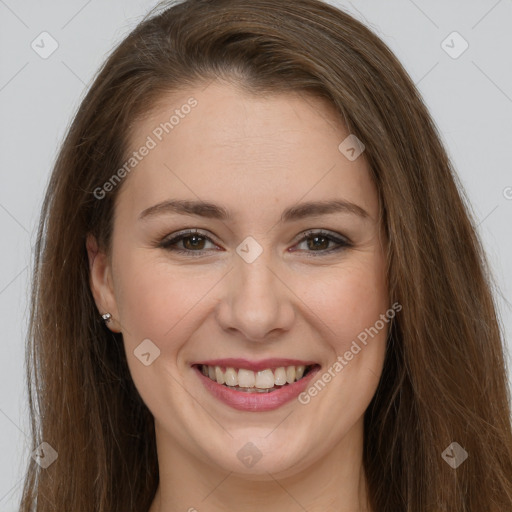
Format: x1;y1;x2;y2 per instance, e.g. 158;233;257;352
87;80;389;512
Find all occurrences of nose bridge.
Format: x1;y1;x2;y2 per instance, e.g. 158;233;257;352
216;243;295;341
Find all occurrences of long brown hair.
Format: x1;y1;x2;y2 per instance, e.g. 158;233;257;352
20;0;512;510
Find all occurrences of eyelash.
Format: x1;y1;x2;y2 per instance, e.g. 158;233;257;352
157;228;352;257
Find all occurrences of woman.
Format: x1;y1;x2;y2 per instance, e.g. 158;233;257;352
20;0;512;511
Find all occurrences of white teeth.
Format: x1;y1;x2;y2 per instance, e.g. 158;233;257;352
274;367;287;385
215;366;225;385
224;367;237;386
238;369;255;388
255;369;275;389
286;366;296;384
200;364;313;389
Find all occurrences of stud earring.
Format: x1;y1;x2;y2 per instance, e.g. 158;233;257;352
102;313;112;323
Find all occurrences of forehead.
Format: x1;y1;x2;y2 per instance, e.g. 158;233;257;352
118;81;378;222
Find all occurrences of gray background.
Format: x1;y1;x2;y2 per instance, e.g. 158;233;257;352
1;0;511;509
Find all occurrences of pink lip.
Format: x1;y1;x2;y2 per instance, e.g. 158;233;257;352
192;358;318;372
193;364;321;412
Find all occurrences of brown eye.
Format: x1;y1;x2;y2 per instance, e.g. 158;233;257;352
158;229;350;257
291;230;351;256
158;230;218;255
180;234;207;250
306;234;331;251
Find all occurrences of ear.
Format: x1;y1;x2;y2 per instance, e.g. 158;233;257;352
86;233;122;333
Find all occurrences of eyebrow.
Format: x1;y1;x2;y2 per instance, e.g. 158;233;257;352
138;198;369;223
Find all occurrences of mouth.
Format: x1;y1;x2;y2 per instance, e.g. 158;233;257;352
194;363;318;393
192;361;321;411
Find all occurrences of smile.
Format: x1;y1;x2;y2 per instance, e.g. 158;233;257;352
198;364;314;392
192;359;321;411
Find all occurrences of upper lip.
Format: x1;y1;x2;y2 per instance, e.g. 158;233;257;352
192;358;319;372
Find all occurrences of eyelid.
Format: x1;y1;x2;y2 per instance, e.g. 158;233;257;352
288;229;352;257
158;228;220;250
158;228;352;256
294;228;352;245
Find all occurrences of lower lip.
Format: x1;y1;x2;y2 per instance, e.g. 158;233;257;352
194;365;321;412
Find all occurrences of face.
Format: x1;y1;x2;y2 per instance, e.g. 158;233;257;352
88;80;389;478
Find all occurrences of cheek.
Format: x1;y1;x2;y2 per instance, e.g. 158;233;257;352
114;245;388;350
337;268;388;349
293;254;389;355
294;260;389;437
112;247;220;351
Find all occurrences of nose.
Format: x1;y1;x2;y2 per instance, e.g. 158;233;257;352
215;251;296;342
